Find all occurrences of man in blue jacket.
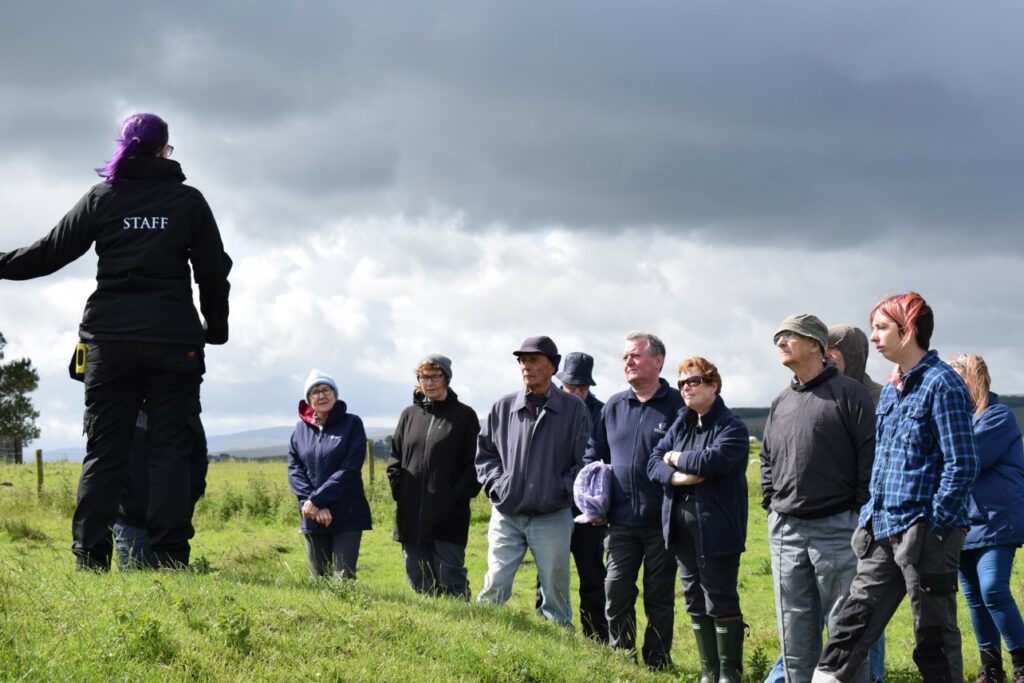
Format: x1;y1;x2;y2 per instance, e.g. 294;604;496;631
476;336;590;627
584;332;684;669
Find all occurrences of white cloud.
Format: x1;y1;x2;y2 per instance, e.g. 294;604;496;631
3;2;1024;453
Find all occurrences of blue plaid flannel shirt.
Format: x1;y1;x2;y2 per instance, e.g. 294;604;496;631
859;350;979;539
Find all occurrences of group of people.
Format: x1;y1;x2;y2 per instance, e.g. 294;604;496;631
3;112;1023;683
287;296;1024;683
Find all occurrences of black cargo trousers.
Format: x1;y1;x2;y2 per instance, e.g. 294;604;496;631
72;342;204;570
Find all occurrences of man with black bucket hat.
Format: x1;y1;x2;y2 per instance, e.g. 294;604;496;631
476;336;590;628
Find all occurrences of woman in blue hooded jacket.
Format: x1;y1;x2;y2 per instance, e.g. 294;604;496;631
287;369;372;579
949;354;1024;683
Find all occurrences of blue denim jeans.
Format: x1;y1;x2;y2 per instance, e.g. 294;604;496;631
766;636;885;682
477;507;574;627
959;544;1024;652
112;521;158;570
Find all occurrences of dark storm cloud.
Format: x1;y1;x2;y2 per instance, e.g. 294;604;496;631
3;1;1023;248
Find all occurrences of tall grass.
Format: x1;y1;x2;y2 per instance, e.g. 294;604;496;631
0;452;1009;681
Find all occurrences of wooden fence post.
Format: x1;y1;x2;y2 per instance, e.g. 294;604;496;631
366;441;375;487
36;449;44;495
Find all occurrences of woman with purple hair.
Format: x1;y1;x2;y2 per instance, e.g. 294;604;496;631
0;113;232;570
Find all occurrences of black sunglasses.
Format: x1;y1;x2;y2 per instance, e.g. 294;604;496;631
677;376;707;389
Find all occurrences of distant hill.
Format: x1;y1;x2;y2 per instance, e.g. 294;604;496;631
731;407;769;440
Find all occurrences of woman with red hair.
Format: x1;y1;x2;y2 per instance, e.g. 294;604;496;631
815;292;979;683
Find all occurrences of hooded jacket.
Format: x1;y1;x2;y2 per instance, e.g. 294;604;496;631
387;389;481;546
964;393;1024;550
475;385;589;516
287;400;372;534
0;156;232;346
829;324;882;405
648;395;750;558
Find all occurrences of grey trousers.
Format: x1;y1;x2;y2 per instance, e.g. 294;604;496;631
817;521;965;683
402;540;470;598
303;530;362;579
604;524;677;668
769;509;867;683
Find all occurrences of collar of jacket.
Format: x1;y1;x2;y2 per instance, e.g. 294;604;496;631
681;394;728;427
413;388;458;410
627;377;674;403
119;156;187;183
298;398;349;427
511;385;561;413
790;364;837;392
895;349;940;393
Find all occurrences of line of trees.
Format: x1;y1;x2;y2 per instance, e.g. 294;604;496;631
0;331;40;464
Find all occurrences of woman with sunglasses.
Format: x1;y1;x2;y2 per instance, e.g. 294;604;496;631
287;369;372;579
948;354;1024;682
648;356;750;683
387;354;481;598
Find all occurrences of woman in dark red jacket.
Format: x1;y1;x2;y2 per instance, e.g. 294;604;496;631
387;354;481;598
648;356;750;683
287;369;372;579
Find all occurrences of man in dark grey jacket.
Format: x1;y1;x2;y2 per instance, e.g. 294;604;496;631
476;336;590;627
760;314;875;683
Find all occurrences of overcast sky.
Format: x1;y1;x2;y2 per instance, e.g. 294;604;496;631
2;2;1023;454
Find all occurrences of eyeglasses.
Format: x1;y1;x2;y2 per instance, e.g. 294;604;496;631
165;144;174;158
773;331;798;344
309;387;334;398
417;373;445;384
677;376;707;389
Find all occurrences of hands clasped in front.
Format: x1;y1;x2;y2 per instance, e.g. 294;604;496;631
301;499;333;527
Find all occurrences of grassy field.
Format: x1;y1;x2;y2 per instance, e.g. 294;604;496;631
0;448;1015;682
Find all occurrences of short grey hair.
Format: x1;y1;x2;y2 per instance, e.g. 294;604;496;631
625;331;666;359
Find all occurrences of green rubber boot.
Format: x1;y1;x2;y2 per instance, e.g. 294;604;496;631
715;618;744;683
692;616;719;683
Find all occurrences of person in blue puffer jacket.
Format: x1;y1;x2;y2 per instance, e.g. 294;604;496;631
949;354;1024;683
287;369;372;579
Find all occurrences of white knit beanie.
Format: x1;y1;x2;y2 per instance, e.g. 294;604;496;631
303;368;339;401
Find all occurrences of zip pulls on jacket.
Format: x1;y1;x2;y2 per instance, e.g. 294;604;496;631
417;413;438;539
630;402;648;522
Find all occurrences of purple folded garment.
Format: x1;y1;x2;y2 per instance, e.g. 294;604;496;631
573;461;612;523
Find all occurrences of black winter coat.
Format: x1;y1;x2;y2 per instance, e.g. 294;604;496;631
387;389;481;546
0;156;231;346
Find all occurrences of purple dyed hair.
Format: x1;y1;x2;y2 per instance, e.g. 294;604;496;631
95;113;169;182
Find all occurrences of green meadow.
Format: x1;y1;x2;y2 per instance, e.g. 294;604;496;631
0;447;1013;682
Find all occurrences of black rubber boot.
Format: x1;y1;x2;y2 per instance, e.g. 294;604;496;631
691;616;718;683
977;648;1006;683
1009;648;1024;683
715;618;744;683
